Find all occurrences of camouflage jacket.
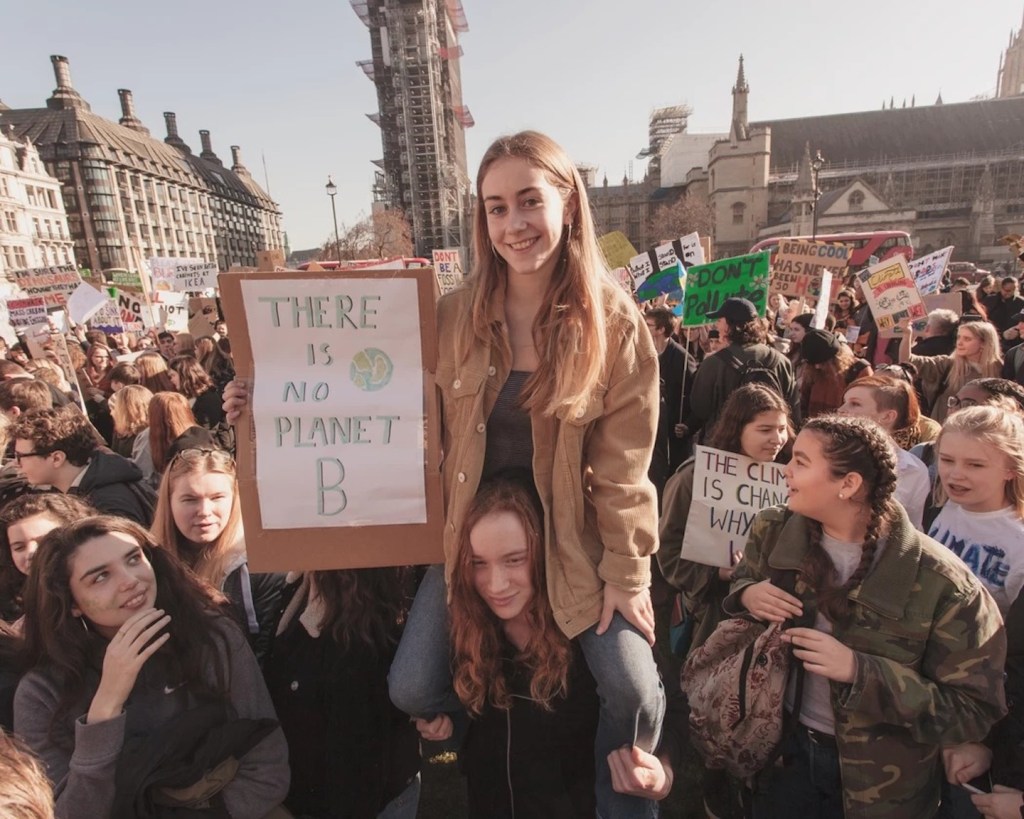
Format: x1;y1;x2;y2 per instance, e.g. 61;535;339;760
724;506;1007;819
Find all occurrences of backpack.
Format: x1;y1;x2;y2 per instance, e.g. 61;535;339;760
681;568;813;780
725;349;785;398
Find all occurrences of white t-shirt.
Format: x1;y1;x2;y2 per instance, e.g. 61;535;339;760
929;503;1024;614
895;448;929;531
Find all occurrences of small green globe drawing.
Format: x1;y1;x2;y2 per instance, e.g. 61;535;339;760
350;348;394;391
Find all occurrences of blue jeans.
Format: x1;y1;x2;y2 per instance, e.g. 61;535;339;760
377;773;420;819
753;727;843;819
388;565;665;819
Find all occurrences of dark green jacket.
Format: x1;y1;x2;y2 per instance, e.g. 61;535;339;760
725;506;1007;819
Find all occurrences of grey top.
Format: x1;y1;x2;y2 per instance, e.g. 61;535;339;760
483;370;534;480
14;617;289;819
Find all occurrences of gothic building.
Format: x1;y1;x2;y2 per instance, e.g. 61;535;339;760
0;56;284;275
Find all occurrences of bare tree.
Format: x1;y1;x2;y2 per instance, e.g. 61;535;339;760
647;192;715;245
316;210;413;261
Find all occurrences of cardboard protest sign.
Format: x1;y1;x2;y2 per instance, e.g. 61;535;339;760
217;267;443;571
679;232;705;267
770;240;850;300
6;297;48;329
188;297;220;338
681;446;788;567
857;256;927;337
681;251;770;328
12;265;83;307
913;292;962;331
66;282;109;324
256;249;286;272
431;248;464;296
148;257;218;292
635;262;686;312
154;290;188;333
87;300;125;334
598;231;638;270
108;287;157;330
909;246;953;296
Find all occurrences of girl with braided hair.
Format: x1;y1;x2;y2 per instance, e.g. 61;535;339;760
726;414;1007;818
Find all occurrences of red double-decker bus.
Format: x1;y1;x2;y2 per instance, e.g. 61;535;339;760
750;231;913;269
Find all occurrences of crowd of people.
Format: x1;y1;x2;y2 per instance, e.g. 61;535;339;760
0;129;1019;819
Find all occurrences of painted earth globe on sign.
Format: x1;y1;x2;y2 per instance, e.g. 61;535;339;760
350;348;394;391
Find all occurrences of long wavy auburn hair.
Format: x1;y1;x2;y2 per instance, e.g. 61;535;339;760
151;448;243;589
934;405;1024;519
20;516;232;747
456;131;615;420
449;474;570;715
309;568;411;655
798;415;899;623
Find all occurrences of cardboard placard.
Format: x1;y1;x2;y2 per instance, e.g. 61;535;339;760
680;446;788;567
149;257;219;292
770;239;850;300
188;297;220;338
909;246;953;296
431;248;464;296
597;231;639;270
6;297;48;329
12;265;83;307
681;251;771;327
87;300;125;334
217;267;443;572
857;256;927;337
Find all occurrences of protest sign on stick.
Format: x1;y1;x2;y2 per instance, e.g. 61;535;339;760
680;445;788;567
597;231;638;270
149;257;219;292
218;267;443;571
66;282;109;325
681;251;771;327
431;248;464;296
6;297;48;329
12;265;83;307
857;256;927;337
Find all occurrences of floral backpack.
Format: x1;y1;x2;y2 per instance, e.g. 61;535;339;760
681;568;814;779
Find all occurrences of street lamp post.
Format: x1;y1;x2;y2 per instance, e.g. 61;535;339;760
810;150;825;240
325;176;340;262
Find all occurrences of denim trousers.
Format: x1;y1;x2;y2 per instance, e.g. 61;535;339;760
388;565;666;819
753;727;844;819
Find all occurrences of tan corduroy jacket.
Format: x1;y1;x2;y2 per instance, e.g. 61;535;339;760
436;280;660;638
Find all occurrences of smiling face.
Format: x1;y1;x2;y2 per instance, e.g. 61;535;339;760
469;509;534;631
7;513;60;577
68;531;158;638
837;294;852;311
739;410;788;462
480;156;574;281
784;429;860;519
938;431;1013;513
170;470;234;545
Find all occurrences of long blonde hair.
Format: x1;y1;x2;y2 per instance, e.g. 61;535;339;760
948;321;1003;395
457;131;613;419
109;384;153;437
151;448;243;588
934;405;1024;519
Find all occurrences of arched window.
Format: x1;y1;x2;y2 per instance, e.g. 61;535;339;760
848;190;865;211
731;202;746;225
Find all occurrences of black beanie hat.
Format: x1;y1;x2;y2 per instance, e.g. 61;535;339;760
801;328;842;364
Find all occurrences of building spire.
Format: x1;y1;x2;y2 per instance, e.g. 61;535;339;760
730;54;749;142
794;142;813;193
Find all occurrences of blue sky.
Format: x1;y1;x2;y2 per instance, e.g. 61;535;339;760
3;0;1022;251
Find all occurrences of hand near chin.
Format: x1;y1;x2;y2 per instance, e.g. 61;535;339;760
88;607;171;724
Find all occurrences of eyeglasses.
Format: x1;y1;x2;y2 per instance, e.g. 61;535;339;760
13;450;48;464
947;396;979;410
875;365;912;384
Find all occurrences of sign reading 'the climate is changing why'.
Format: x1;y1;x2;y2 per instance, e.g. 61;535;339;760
240;278;426;529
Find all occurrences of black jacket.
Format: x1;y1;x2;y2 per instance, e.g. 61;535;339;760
221;562;285;668
71;449;154;525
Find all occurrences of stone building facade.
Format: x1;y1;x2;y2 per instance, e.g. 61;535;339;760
0;56;283;275
0;125;75;277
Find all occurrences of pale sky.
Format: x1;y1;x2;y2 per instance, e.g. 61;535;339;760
3;0;1022;251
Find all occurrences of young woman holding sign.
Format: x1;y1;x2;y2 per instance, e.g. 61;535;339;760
225;130;665;816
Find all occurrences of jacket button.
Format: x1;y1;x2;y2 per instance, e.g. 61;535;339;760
453;378;462;389
575;407;585;418
488;366;496;376
476;423;485;433
457;472;466;483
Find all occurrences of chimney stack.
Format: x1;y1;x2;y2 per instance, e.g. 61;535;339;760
163;112;190;152
46;55;90;111
230;145;249;175
199;129;221;164
117;89;149;135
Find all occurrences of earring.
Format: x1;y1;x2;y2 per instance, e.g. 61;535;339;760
565;222;573;245
838;493;845;500
78;617;89;633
